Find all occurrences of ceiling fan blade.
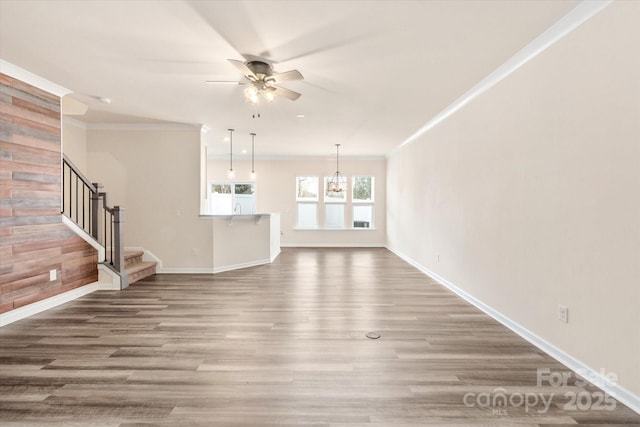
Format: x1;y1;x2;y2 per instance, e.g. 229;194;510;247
205;80;245;85
273;86;302;101
228;59;256;79
271;69;304;83
188;2;270;63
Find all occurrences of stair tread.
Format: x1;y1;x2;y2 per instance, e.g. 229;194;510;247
125;250;144;259
126;261;157;274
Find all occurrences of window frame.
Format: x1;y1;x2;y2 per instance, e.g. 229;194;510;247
352;176;375;204
208;180;257;215
296;201;319;229
294;174;376;230
325;203;346;229
352;204;374;229
296;176;320;202
324;176;347;203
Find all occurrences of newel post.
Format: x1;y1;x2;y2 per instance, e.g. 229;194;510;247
113;206;129;289
90;183;102;240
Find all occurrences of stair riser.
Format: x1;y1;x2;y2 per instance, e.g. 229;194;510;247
129;265;156;284
124;250;156;284
125;255;143;268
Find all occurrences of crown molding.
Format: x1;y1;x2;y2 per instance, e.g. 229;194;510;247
62;116;88;130
389;0;613;158
0;60;71;97
86;122;202;131
207;154;386;161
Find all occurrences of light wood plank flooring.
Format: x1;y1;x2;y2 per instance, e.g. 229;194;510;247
1;248;638;426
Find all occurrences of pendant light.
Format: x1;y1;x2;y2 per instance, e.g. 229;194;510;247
227;128;235;179
250;133;256;179
327;143;344;193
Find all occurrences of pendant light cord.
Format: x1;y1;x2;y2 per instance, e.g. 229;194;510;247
251;133;256;173
228;128;234;172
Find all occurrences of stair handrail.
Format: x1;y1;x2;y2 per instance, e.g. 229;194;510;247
61;155;128;288
62;154;97;192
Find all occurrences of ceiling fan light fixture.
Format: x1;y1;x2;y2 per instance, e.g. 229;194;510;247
244;85;260;104
221;59;303;105
245;85;258;97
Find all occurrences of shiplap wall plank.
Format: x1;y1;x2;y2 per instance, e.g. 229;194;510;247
0;73;97;314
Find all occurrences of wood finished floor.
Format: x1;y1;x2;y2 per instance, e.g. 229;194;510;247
1;248;638;426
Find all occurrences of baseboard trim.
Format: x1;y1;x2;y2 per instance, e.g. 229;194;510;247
213;259;271;274
157;267;215;274
280;243;386;248
270;248;282;263
155;261;272;274
0;281;114;327
125;247;277;274
62;215;105;261
386;245;640;415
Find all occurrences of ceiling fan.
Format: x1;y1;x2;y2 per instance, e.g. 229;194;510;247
207;59;303;104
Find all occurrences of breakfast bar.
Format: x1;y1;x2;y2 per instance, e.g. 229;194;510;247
200;213;281;273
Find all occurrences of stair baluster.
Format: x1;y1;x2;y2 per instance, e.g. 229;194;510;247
61;154;129;288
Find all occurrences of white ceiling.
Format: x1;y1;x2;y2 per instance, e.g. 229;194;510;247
0;0;578;157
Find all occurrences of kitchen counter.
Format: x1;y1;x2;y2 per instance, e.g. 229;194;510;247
200;213;280;273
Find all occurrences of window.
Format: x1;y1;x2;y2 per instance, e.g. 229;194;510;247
352;176;374;228
352;176;374;202
296;176;319;201
297;203;318;228
209;182;256;214
353;205;373;228
324;176;346;228
325;204;345;229
295;175;375;230
296;176;319;228
324;176;347;202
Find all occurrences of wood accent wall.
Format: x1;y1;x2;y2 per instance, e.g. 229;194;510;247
0;73;97;314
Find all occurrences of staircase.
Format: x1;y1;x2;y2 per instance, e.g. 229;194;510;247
62;154;158;288
125;251;157;284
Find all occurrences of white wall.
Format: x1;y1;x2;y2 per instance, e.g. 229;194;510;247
207;157;386;246
61;117;88;175
87;128;213;270
211;215;272;272
387;2;640;398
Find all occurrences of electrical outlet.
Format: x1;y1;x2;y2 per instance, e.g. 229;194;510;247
49;269;57;281
436;252;440;263
191;248;198;256
175;209;181;217
558;305;569;323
